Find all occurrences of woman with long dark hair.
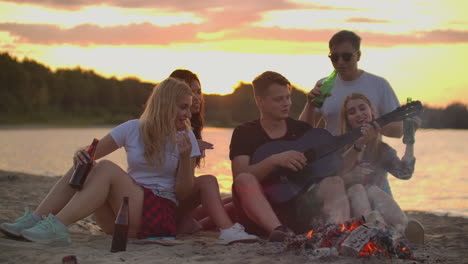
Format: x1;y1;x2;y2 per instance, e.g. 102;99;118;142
169;69;256;243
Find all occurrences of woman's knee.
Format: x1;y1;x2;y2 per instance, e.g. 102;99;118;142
88;160;123;180
320;176;345;193
347;184;366;197
197;174;218;187
366;185;388;200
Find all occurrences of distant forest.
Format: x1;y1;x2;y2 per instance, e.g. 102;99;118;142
1;52;467;129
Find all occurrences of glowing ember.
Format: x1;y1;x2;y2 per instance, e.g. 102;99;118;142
358;241;386;257
307;230;314;239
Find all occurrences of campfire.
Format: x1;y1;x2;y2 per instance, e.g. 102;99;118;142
286;211;413;260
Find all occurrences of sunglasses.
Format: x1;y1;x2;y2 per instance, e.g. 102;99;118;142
328;51;358;63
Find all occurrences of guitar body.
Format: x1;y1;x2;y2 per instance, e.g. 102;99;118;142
250;100;423;206
251;128;344;205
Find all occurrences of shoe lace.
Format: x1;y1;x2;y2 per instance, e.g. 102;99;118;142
35;216;56;232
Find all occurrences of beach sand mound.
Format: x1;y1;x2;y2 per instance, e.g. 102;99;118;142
1;170;467;264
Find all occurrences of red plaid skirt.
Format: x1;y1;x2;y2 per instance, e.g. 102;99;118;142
136;188;177;239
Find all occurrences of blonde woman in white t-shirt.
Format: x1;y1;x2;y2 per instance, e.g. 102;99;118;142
0;77;255;245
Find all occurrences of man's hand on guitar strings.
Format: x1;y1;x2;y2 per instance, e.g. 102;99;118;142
273;150;307;172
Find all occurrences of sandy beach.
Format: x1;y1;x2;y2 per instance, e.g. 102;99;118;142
1;170;467;264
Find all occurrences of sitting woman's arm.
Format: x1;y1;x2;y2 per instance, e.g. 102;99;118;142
174;132;196;201
381;144;416;180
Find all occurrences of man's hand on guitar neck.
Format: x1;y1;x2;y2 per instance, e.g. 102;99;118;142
272;150;307;172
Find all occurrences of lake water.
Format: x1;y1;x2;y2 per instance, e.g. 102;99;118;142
0;127;467;218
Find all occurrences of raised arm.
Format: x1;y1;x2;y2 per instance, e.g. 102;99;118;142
174;132;196;201
381;144;415;180
298;81;325;128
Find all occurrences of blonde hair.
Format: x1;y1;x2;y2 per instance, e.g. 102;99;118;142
339;93;382;156
140;77;192;165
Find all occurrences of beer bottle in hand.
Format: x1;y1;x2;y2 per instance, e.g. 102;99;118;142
111;196;130;253
403;97;415;144
69;138;99;190
312;69;337;108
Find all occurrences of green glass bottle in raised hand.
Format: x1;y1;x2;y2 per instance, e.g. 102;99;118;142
312;69;337;108
403;97;415;144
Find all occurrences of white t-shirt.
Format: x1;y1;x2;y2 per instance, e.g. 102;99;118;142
110;119;200;202
315;71;400;135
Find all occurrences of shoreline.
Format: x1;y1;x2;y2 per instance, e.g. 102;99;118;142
1;170;468;263
2;169;467;219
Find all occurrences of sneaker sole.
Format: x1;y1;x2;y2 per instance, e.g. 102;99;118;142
22;233;71;246
0;227;28;241
217;238;259;245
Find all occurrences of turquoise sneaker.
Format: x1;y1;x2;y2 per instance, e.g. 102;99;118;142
0;208;40;239
21;214;71;245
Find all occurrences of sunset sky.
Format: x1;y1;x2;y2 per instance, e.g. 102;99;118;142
1;0;467;107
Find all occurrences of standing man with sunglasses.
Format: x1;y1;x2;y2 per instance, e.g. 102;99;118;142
299;30;402;138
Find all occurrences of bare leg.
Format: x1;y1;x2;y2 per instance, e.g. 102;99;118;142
346;184;372;218
317;176;350;224
34;167;76;216
55;160;144;237
198;202;235;230
178;175;233;233
234;173;281;233
192;196;233;220
192;175;233;229
93;201;115;234
367;186;408;233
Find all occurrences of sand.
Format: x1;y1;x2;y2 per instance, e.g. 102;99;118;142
0;170;467;264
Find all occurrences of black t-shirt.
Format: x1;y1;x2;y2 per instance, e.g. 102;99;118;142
229;117;311;161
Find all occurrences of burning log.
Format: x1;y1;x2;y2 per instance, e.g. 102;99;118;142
285;211;413;260
339;225;380;257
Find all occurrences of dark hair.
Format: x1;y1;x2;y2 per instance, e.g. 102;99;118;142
329;30;361;50
252;71;290;97
169;69;204;167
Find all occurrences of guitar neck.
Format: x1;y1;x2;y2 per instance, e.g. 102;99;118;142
325;114;396;154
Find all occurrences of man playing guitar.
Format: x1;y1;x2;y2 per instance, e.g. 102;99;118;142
229;71;352;241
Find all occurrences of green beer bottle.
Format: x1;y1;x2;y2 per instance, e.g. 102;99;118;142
403;97;415;144
312;69;337;108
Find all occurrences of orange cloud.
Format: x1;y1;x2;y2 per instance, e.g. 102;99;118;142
346;17;391;23
0;0;306;12
0;22;199;45
2;22;468;47
223;27;468;46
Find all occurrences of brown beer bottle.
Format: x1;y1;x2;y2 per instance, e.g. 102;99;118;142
111;196;130;253
69;138;99;190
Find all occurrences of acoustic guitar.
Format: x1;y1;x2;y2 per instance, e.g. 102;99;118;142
250;100;423;206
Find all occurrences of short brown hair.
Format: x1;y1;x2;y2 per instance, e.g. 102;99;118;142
252;71;290;97
329;30;361;50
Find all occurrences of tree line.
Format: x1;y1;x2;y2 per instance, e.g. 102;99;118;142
1;52;467;129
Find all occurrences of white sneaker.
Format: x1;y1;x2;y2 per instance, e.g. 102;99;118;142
218;223;258;245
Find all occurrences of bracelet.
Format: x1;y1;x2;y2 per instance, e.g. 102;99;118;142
353;144;366;152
